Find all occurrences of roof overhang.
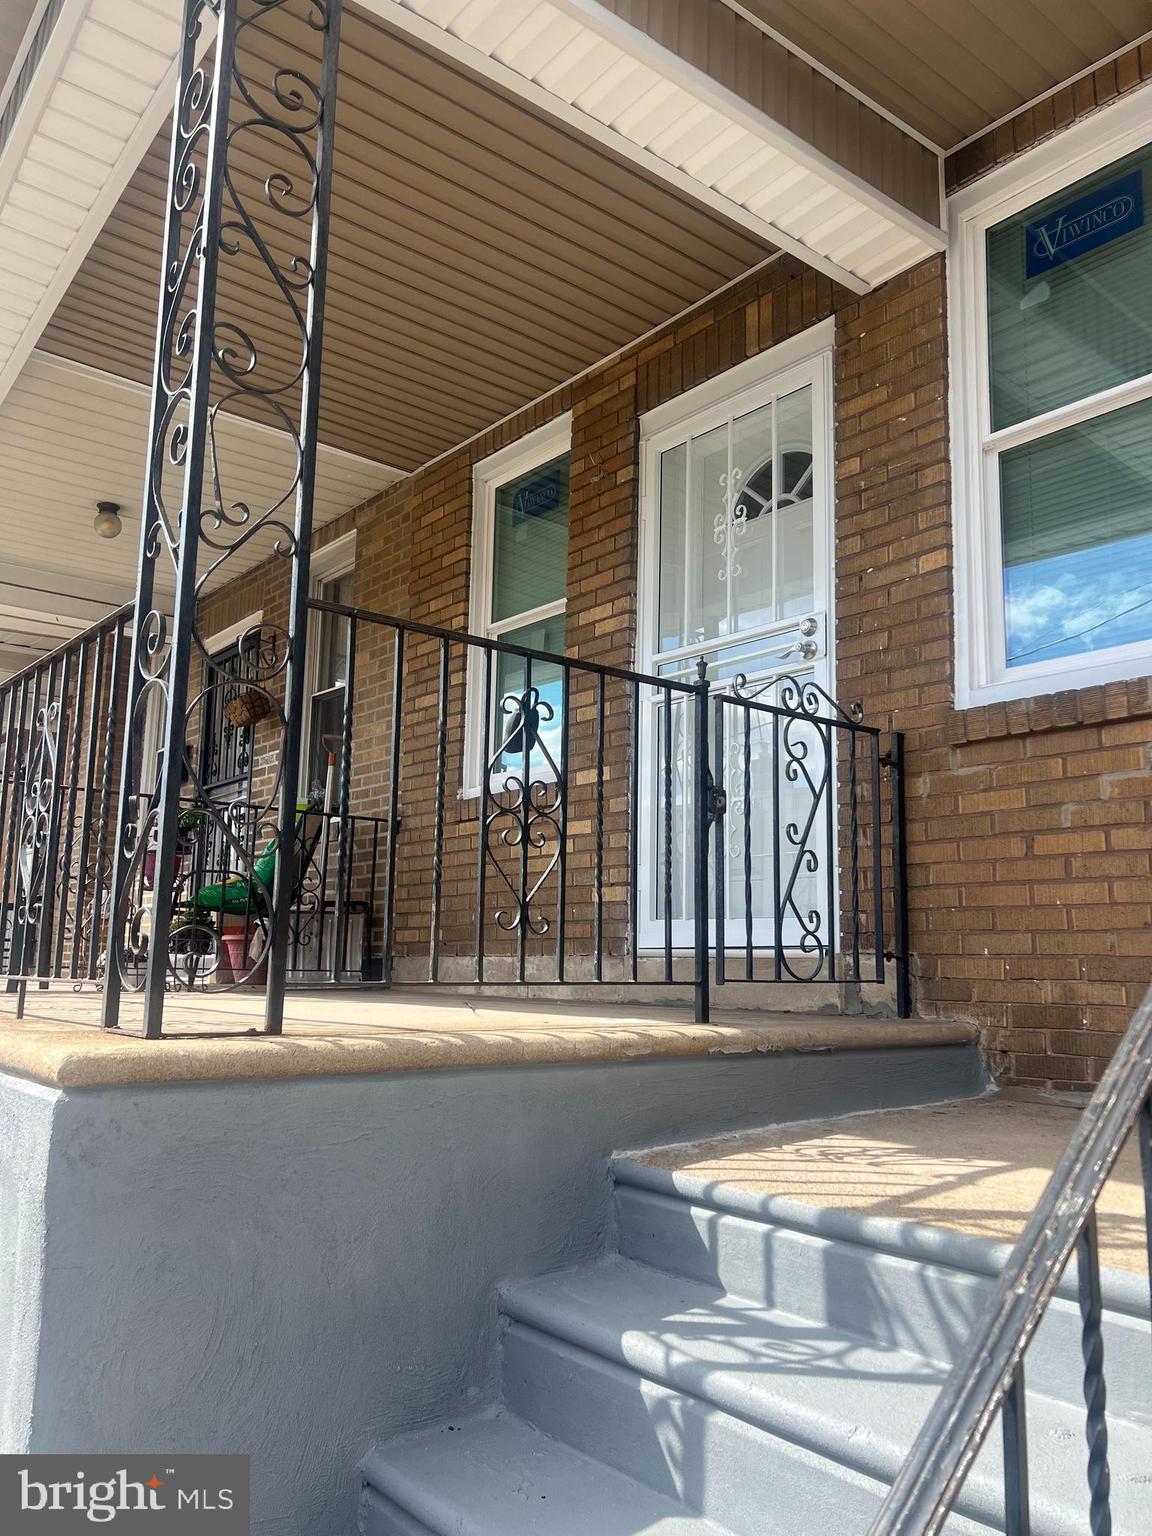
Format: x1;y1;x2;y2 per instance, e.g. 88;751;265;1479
0;0;198;412
0;0;948;674
368;0;946;292
0;0;946;436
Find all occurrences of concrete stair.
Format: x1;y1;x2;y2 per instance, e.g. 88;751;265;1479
360;1135;1151;1535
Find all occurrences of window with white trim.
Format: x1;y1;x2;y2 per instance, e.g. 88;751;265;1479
467;420;571;789
952;102;1152;707
303;533;355;797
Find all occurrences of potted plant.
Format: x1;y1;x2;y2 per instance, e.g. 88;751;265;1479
143;807;205;890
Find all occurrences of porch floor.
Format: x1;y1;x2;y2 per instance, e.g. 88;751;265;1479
633;1094;1147;1274
0;985;974;1089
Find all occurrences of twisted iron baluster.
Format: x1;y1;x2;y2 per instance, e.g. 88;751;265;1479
429;636;448;982
1139;1095;1152;1345
474;646;492;984
742;702;752;979
662;686;673;980
847;731;861;980
518;656;532;983
1076;1211;1112;1536
593;672;605;982
1002;1360;1030;1536
555;664;571;983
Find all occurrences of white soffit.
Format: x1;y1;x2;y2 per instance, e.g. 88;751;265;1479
0;0;192;412
372;0;945;293
0;352;400;624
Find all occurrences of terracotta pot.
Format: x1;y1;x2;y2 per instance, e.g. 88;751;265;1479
220;929;267;986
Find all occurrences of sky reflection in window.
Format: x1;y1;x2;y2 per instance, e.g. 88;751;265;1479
1005;531;1152;666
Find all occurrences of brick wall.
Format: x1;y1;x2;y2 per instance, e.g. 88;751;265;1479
946;39;1152;192
200;254;845;978
200;210;1151;1085
836;251;1152;1091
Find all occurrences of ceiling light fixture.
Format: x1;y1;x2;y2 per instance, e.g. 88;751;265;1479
93;501;122;540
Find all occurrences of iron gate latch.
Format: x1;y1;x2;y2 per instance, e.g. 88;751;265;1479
706;771;727;824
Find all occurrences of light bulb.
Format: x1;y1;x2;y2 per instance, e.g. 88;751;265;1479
93;501;122;539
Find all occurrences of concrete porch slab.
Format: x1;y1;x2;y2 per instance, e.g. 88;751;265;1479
631;1093;1147;1275
0;986;976;1088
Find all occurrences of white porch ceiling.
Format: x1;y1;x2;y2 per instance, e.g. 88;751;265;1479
0;0;946;437
0;0;191;411
372;0;945;291
0;353;399;681
0;0;951;681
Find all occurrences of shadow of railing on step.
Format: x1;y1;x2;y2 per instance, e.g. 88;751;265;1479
869;986;1152;1536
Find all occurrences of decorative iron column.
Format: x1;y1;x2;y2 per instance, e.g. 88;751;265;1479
103;0;342;1036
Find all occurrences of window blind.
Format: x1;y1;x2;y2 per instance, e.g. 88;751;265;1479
987;145;1152;433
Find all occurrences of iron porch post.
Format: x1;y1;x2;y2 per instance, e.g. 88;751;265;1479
693;659;711;1024
264;0;343;1032
104;0;236;1036
104;0;343;1036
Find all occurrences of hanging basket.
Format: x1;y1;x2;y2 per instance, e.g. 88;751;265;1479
223;687;272;729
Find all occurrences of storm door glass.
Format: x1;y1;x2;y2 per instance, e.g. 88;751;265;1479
643;364;831;946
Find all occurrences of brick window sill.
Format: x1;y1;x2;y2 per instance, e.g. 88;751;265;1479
948;676;1152;744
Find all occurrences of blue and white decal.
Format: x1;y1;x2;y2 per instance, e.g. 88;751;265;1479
1025;170;1143;277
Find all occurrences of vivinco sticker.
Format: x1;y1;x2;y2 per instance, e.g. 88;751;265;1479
1025;170;1144;278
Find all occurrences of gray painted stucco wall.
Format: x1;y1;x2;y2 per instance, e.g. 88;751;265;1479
1;1043;984;1536
0;1075;54;1451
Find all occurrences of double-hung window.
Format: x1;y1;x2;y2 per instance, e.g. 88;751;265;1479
952;100;1152;706
467;419;571;789
303;534;355;798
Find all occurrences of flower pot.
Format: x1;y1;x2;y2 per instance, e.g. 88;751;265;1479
220;928;267;987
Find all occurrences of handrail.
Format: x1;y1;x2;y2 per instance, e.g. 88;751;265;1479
305;598;702;694
0;602;133;698
869;984;1152;1535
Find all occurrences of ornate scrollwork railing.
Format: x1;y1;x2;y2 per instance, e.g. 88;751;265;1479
483;685;565;943
0;607;132;1003
713;670;906;1005
0;590;908;1029
102;0;343;1035
289;601;907;1022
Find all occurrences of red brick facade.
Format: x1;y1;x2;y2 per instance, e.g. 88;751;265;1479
945;39;1152;193
835;258;1152;1090
201;134;1152;1084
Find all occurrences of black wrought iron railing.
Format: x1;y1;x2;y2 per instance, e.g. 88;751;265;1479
296;600;909;1020
157;797;386;989
0;606;131;1008
0;599;909;1028
869;987;1152;1536
305;599;717;1019
713;675;908;1013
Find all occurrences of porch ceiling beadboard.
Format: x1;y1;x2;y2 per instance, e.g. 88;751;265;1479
36;2;772;471
369;0;945;291
0;352;397;677
0;0;191;409
734;0;1152;150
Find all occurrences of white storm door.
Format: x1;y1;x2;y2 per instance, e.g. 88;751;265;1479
637;342;834;949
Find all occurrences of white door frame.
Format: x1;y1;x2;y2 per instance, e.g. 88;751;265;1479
635;323;837;949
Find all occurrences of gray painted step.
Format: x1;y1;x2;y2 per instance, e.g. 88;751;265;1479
612;1167;1151;1426
360;1117;1148;1536
500;1255;1150;1536
502;1320;988;1535
360;1409;743;1535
